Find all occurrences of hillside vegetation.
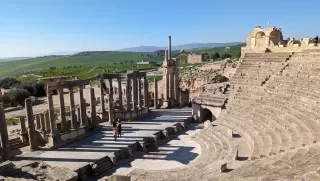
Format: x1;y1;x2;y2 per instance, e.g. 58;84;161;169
0;44;242;79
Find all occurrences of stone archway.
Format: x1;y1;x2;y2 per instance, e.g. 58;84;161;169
255;31;266;47
200;108;213;122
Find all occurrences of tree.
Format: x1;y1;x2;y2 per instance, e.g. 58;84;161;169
237;52;241;58
7;89;30;106
0;77;20;89
210;52;221;60
221;53;232;59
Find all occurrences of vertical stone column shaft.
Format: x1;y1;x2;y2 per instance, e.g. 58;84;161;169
107;79;114;122
165;73;169;101
126;77;131;110
0;103;9;159
132;76;138;110
40;113;45;132
90;88;97;127
79;86;87;127
117;78;123;110
45;111;50;133
99;79;105;113
69;87;77;129
35;114;41;130
143;76;149;109
19;116;27;135
168;36;171;60
174;74;180;101
137;77;142;109
47;86;56;135
58;88;67;132
25;98;37;151
154;77;158;109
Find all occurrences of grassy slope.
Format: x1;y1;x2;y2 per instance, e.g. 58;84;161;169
0;45;242;79
0;51;159;78
193;44;244;58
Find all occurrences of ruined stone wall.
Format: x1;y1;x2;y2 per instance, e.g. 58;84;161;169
241;46;320;57
187;54;203;64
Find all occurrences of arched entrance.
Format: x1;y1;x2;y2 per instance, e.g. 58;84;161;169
255;31;266;47
200;108;213;122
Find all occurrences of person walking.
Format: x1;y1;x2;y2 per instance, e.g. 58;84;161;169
113;127;118;141
117;119;122;137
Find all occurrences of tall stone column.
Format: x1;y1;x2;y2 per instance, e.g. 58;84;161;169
168;36;171;60
47;86;56;135
40;113;45;132
77;107;81;123
99;78;105;114
132;76;138;110
19;116;28;143
35;115;41;130
137;77;142;109
169;73;174;100
165;73;169;101
45;111;50;133
90;88;97;128
0;103;9;159
143;76;149;109
154;77;158;109
117;78;123;110
69;87;77;130
179;88;183;107
174;74;180;104
19;116;27;136
25;98;37;151
79;85;87;127
107;79;114;123
58;88;67;132
126;76;131;111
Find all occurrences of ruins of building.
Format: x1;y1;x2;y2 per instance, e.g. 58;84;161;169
241;25;320;56
180;50;205;64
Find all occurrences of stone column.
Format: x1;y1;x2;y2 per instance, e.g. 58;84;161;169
19;116;28;143
25;98;37;151
132;76;138;110
137;77;142;109
179;88;183;107
69;87;77;130
107;79;114;123
58;88;67;132
165;73;169;101
143;76;149;109
99;78;105;113
77;107;81;123
79;85;87;127
44;111;50;133
174;74;180;104
0;103;9;159
126;76;131;111
154;77;158;109
117;78;123;110
169;73;174;100
168;36;171;60
90;88;97;128
40;113;45;132
35;114;41;130
47;86;56;135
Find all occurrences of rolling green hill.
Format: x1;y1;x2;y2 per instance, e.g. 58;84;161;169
0;51;164;78
0;44;242;79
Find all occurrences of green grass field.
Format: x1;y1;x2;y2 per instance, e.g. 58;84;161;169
0;45;242;79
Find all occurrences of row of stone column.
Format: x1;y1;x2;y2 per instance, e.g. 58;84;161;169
47;85;98;134
99;75;149;122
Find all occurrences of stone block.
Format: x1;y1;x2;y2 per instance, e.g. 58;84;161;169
220;163;227;172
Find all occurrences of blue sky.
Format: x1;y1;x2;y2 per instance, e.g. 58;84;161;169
0;0;319;57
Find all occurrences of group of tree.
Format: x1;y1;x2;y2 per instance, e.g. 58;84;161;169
0;77;46;108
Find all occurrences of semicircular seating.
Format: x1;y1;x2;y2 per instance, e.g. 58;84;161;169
111;52;320;181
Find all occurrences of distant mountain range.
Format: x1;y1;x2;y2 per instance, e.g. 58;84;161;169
118;42;243;52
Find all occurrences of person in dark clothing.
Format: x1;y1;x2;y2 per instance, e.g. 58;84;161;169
315;36;319;46
112;119;117;128
117;120;122;137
